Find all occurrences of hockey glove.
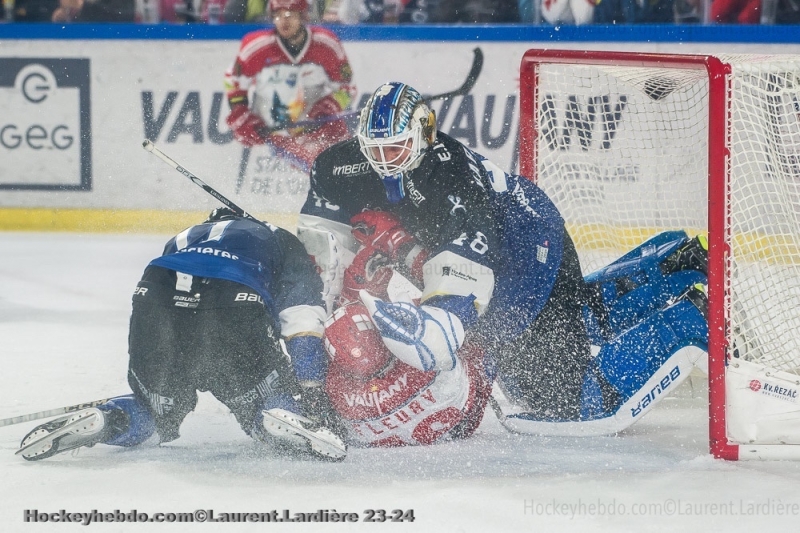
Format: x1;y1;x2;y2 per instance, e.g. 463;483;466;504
359;290;464;372
307;95;343;121
350;211;427;281
340;245;394;304
226;106;267;147
205;206;240;223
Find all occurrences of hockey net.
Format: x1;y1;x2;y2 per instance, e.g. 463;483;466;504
519;50;800;460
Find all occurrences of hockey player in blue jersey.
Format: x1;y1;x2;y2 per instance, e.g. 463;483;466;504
18;209;347;461
295;81;710;436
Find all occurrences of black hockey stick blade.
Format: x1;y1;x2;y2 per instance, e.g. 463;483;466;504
424;47;484;103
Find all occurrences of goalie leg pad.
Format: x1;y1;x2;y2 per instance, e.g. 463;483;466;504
498;294;708;436
595;297;708;401
584;269;707;343
583;231;707;343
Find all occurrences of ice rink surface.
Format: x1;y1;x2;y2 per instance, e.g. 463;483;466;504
2;231;800;532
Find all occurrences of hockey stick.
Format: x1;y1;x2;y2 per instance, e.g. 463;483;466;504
0;397;114;428
424;47;484;103
257;47;485;135
234;146;251;195
488;394;521;435
142;140;263;226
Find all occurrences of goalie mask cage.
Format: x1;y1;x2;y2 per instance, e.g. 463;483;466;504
519;50;800;461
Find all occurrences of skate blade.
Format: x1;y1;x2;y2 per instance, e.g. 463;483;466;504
16;412;100;459
261;409;346;461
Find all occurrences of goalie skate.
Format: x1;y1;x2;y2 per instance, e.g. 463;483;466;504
17;409;107;461
259;408;347;462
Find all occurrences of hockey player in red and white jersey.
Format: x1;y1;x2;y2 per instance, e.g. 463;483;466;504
322;213;493;447
223;0;356;172
324;301;493;448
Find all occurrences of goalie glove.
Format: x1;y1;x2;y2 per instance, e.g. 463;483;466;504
359;290;464;372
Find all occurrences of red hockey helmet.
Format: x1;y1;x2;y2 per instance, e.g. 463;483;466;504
324;303;392;379
268;0;308;13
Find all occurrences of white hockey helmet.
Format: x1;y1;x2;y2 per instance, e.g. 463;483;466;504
357;82;436;180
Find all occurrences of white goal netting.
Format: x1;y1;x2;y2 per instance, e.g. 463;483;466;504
526;55;800;382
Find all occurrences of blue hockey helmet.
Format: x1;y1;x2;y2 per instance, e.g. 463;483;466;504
357;83;436;201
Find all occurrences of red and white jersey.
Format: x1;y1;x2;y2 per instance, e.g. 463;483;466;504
325;342;492;447
224;26;355;129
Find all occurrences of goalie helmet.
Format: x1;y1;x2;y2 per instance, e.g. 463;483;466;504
357;82;436;202
324;303;392;379
268;0;308;13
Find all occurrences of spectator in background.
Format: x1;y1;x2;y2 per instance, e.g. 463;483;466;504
431;0;518;21
11;0;59;20
710;0;761;22
538;0;595;24
593;0;674;22
222;0;266;21
51;0;134;20
324;0;403;23
773;0;800;22
225;0;327;22
673;0;701;22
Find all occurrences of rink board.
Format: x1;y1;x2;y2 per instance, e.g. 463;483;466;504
1;27;800;232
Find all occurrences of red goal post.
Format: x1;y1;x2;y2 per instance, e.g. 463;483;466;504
519;50;800;460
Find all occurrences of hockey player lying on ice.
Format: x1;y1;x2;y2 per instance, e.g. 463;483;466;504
297;81;711;444
17;209;347;462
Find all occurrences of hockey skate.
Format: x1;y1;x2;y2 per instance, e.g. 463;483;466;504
17;408;109;461
258;408;347;462
661;235;708;275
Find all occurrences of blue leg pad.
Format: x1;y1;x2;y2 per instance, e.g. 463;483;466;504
583;231;707;342
595;298;708;401
585;230;689;284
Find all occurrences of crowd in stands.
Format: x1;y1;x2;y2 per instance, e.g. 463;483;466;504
2;0;797;27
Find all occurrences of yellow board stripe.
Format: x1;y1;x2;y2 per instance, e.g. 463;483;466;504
3;213;797;266
567;223;800;266
0;208;299;234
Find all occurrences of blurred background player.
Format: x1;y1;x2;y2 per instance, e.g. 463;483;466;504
296;82;710;437
17;209;346;462
223;0;356;173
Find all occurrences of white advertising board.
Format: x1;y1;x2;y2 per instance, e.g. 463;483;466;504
1;39;799;214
